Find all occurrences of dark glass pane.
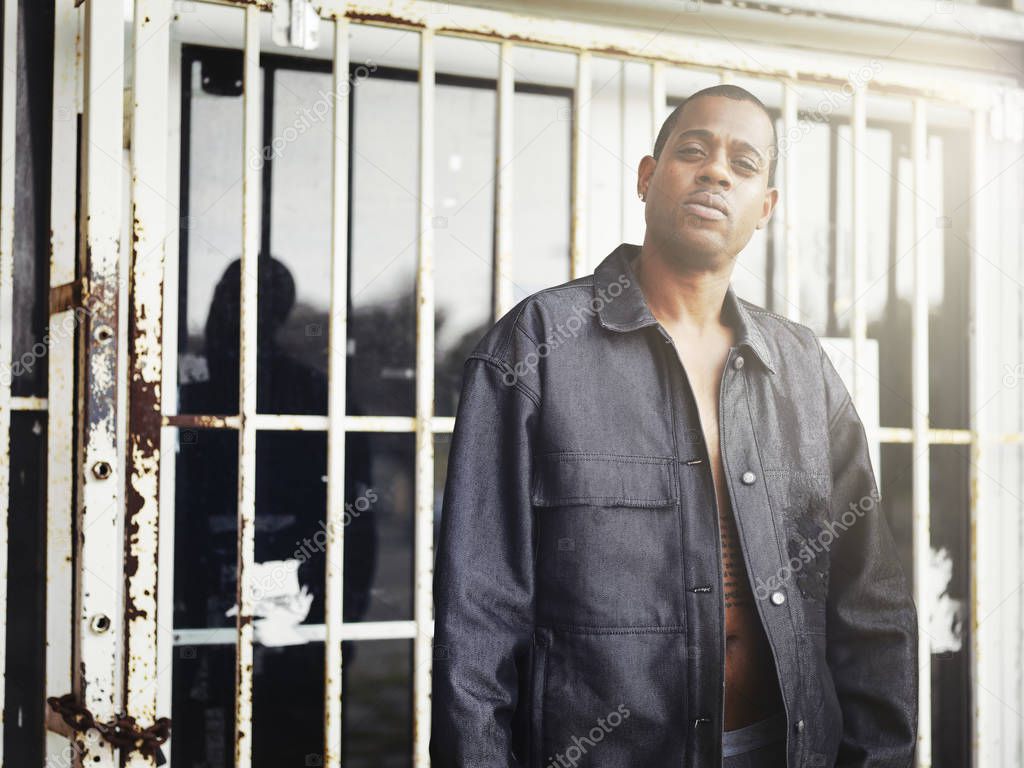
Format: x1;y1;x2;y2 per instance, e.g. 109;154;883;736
172;639;413;768
3;413;46;763
252;430;409;627
253;643;325;768
929;445;970;768
174;427;239;629
346;432;413;623
240;430;383;629
171;643;235;768
433;432;451;564
878;442;913;587
261;66;333;416
171;643;331;766
341;640;413;767
11;87;49;398
434;82;496;418
349;74;418;417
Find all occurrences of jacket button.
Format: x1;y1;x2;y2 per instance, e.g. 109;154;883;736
770;590;786;605
794;719;805;733
733;355;745;370
741;470;756;485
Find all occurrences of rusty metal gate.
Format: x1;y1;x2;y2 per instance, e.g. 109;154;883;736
1;0;1024;766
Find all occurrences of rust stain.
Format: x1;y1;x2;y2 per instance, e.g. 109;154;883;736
345;10;426;28
163;413;239;429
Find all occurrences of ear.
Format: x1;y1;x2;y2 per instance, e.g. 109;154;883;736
637;155;656;200
756;186;779;229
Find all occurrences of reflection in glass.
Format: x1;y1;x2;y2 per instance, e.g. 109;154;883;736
263;66;334;415
435;82;496;417
512;89;571;302
177;52;255;415
171;639;410;768
350;75;419;417
173;426;404;629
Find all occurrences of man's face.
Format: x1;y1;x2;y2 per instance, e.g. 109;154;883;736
639;95;778;269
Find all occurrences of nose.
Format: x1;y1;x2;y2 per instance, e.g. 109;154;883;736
697;149;732;190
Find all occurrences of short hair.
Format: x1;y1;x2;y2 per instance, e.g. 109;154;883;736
652;84;778;186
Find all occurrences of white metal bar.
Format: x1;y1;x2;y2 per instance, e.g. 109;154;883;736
781;82;800;321
910;96;932;768
413;27;436;768
155;35;183;763
650;60;665;148
251;413;330;431
0;0;17;761
10;395;47;411
175;620;421;646
45;1;80;763
124;4;172;766
431;416;456;433
205;0;1020;109
619;62;629;243
234;8;261;768
493;40;514;321
877;427;973;445
968;106;985;768
324;17;350;768
570;52;590;279
76;0;126;763
850;83;868;412
163;413;435;432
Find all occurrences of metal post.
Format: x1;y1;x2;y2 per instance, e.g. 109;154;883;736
0;0;18;761
494;40;514;321
75;0;127;763
570;51;590;279
324;16;350;768
413;28;436;767
910;96;932;768
124;3;172;766
234;8;261;768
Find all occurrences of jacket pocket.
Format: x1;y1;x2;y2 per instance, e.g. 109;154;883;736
531;452;678;508
531;452;685;628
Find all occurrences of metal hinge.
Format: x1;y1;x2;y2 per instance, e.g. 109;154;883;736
272;0;320;51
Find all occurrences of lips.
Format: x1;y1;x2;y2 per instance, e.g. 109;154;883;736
682;191;729;221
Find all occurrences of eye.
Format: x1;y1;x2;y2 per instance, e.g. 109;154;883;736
734;158;758;173
678;146;704;157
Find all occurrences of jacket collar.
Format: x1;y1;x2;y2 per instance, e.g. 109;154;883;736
593;242;777;375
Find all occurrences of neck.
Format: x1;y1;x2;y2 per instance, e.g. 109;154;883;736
635;237;733;335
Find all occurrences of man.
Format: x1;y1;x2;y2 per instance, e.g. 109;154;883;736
431;84;917;768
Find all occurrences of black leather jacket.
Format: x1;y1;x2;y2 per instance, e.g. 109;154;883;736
430;242;918;767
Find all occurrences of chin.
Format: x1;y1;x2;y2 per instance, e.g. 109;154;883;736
666;227;726;265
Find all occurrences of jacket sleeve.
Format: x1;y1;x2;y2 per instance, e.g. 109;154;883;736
819;343;919;768
430;352;539;768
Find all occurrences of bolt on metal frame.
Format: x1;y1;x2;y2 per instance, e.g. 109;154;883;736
22;1;1024;767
